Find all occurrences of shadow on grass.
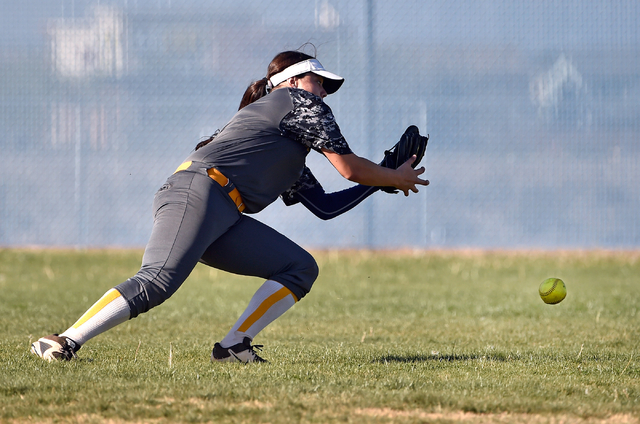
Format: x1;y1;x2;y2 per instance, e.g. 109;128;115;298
374;353;511;363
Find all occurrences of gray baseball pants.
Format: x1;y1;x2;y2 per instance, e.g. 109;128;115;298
115;166;318;318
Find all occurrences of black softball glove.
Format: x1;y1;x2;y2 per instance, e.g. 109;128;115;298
379;125;428;193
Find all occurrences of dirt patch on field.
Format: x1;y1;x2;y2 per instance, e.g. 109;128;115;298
6;411;640;424
310;247;640;258
355;408;639;424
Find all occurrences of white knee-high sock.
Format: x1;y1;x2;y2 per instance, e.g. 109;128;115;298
61;288;130;346
220;280;297;347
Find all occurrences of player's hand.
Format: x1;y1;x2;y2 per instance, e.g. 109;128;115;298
395;155;429;196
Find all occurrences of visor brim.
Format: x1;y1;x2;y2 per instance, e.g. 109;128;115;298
269;59;344;95
312;70;344;94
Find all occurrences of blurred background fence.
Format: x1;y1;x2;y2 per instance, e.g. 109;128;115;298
1;0;639;249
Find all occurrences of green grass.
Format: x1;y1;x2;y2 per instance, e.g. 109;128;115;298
1;248;639;423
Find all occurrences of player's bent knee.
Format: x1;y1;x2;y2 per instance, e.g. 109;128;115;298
300;257;320;293
281;253;319;301
115;275;181;318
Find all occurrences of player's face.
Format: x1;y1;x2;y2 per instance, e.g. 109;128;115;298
294;73;327;99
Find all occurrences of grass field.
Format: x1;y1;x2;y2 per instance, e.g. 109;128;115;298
1;248;639;423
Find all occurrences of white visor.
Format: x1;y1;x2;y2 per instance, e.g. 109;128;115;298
268;59;344;94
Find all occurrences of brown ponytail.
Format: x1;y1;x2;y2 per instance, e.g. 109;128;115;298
197;48;317;151
195;129;220;151
238;77;270;110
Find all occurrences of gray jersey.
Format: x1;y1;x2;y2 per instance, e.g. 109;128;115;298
185;88;352;213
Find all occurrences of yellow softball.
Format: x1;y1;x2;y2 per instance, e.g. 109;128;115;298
539;277;567;304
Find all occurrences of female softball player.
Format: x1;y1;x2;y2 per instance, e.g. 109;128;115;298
31;49;429;363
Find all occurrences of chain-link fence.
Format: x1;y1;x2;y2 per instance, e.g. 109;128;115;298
1;1;639;249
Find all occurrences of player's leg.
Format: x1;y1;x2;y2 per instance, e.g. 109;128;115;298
32;171;241;361
200;214;318;362
114;171;242;318
59;288;130;350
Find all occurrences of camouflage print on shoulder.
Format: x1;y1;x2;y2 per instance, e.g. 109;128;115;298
280;88;352;155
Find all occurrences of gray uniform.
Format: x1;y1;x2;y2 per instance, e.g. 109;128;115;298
116;88;352;317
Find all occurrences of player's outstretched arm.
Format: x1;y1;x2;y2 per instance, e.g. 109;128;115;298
322;150;429;197
293;183;378;220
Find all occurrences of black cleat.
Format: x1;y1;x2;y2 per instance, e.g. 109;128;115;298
211;337;267;363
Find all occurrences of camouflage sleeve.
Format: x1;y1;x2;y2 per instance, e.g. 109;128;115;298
281;166;320;206
280;88;353;155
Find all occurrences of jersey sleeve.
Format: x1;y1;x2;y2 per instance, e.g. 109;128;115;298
281;167;320;206
280;88;353;155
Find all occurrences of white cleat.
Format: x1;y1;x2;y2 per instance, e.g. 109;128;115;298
31;334;81;362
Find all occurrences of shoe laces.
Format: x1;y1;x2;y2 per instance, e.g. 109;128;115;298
229;341;264;362
68;343;80;358
53;334;80;360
